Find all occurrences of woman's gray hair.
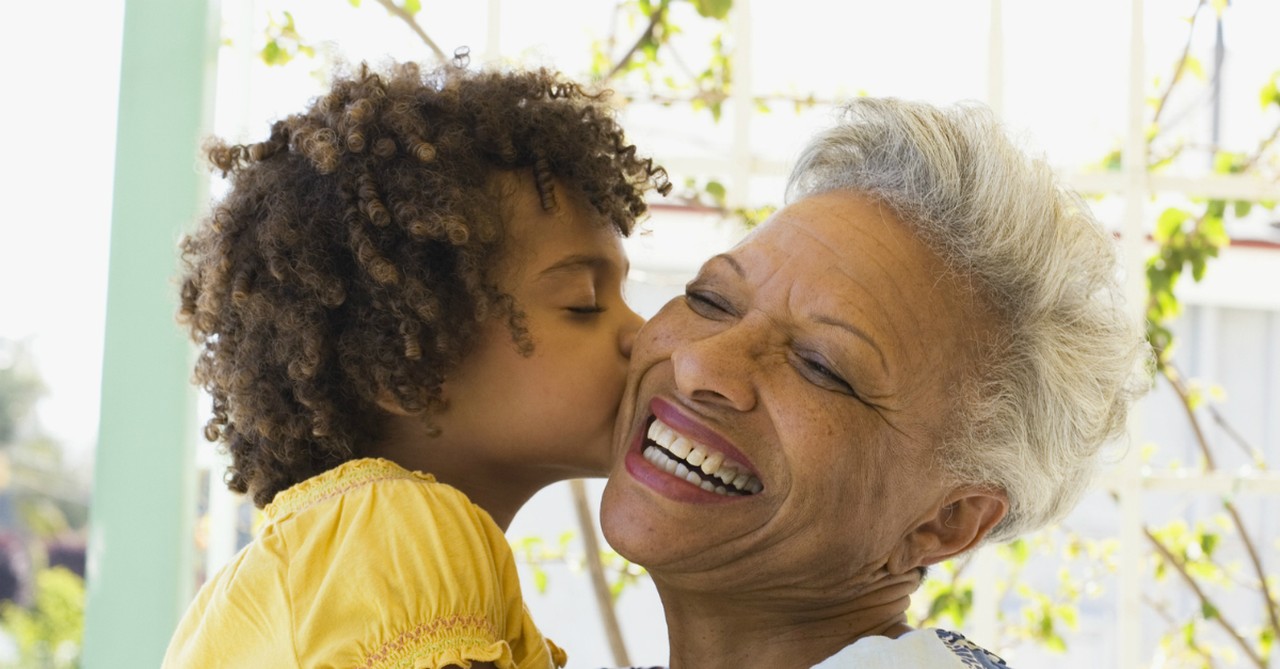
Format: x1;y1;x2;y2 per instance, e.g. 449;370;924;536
787;98;1152;542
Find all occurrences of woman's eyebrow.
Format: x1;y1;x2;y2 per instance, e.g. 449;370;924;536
707;253;745;277
813;314;889;375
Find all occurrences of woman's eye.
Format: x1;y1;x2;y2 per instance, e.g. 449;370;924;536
799;356;856;395
684;287;731;317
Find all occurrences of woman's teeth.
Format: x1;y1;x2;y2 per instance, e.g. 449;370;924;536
643;419;763;496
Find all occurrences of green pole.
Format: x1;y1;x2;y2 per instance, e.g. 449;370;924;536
82;0;217;665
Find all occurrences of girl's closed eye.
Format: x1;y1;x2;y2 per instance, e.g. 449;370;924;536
567;303;605;315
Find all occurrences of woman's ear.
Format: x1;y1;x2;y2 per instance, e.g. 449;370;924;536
889;488;1008;573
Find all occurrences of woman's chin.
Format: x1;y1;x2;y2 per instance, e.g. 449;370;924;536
599;474;675;565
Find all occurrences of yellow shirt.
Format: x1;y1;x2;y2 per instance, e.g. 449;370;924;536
163;458;566;669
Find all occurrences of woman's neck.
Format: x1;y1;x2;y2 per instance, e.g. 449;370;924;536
653;570;919;669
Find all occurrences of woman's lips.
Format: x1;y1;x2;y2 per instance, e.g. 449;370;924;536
623;398;764;500
641;417;763;495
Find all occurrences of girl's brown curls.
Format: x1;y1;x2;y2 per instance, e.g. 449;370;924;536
179;61;670;507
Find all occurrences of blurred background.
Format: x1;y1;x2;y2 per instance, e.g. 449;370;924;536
0;0;1278;667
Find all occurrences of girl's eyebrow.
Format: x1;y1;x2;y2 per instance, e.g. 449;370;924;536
537;253;629;278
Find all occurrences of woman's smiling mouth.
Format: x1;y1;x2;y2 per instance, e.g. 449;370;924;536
641;417;764;496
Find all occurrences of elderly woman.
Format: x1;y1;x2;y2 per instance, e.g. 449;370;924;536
599;98;1151;668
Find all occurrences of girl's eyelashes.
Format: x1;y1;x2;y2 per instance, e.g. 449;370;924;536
567;304;606;315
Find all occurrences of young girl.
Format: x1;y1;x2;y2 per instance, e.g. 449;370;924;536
162;59;669;669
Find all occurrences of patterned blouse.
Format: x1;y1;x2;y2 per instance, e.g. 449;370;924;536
611;627;1010;668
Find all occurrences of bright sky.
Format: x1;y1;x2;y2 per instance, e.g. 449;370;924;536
1;0;1277;465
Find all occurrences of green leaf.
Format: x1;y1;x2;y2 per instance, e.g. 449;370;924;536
1198;215;1229;247
261;40;288;66
1262;80;1279;109
692;0;733;19
589;44;612;78
1200;601;1219;620
533;568;548;593
1211;0;1227;15
402;0;421;15
704;180;727;205
1212;152;1244;175
1261;73;1280;109
1233;200;1253;219
1099;149;1122;172
1190;254;1207;282
1182;55;1205;81
348;0;361;6
1185;385;1204;410
1198;532;1219;558
1007;538;1031;565
1154;208;1189;243
641;37;659;63
1056;605;1079;629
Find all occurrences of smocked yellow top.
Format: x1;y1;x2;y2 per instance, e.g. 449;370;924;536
162;458;566;669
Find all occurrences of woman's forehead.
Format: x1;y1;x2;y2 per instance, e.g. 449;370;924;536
733;192;943;291
724;190;991;381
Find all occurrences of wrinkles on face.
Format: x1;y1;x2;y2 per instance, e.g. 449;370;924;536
602;189;989;597
738;216;899;395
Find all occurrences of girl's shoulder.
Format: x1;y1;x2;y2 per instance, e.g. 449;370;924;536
263;457;508;563
245;458;551;668
263;457;441;521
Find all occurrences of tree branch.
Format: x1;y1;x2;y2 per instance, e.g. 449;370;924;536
1240;120;1280;172
372;0;447;63
1163;363;1280;646
1142;593;1221;668
1205;402;1265;464
1164;365;1219;471
1144;527;1264;667
605;0;668;82
1152;0;1207;128
570;479;631;666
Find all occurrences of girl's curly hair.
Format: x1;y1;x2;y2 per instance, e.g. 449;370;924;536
178;60;670;508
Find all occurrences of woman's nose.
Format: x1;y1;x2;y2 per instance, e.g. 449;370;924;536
670;325;757;412
618;305;644;359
